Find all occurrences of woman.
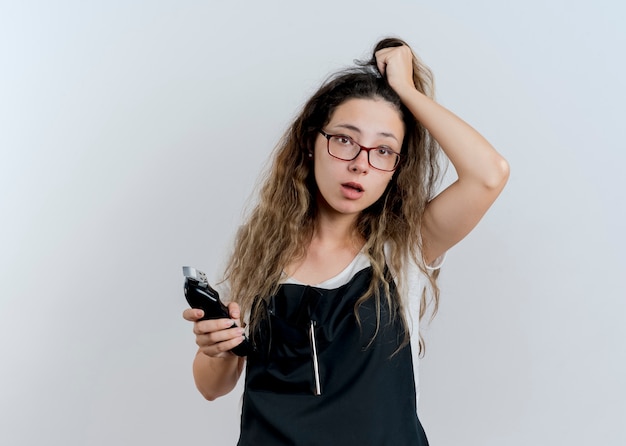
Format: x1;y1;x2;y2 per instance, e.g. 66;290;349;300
183;37;509;445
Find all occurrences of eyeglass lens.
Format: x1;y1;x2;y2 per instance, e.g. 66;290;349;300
327;135;399;171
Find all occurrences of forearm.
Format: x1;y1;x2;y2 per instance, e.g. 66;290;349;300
192;350;245;401
399;87;509;188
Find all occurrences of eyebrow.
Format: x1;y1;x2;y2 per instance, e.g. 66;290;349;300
333;124;399;142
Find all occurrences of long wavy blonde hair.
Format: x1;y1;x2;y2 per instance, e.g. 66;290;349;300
222;38;442;354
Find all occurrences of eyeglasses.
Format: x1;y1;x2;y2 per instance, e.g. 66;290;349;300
319;130;401;172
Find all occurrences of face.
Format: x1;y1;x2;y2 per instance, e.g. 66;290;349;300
313;97;405;219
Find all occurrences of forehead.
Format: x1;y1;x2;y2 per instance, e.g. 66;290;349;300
326;98;405;141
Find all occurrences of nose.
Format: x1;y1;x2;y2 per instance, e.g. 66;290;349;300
349;149;369;173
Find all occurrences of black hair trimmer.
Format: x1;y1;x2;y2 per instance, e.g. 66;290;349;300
182;266;252;356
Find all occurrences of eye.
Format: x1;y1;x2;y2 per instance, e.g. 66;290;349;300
333;135;353;145
375;146;394;157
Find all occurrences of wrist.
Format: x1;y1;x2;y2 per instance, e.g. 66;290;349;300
394;84;423;104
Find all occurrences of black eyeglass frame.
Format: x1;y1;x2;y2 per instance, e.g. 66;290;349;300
318;130;402;172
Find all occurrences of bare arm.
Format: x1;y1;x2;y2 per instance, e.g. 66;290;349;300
376;45;510;264
183;304;247;400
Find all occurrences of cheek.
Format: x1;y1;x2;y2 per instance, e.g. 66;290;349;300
312;154;332;191
371;175;394;199
313;143;340;176
313;138;327;161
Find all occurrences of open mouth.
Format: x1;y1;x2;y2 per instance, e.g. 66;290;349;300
342;182;364;193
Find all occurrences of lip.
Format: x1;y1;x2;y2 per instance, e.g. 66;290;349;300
341;182;364;192
340;182;365;200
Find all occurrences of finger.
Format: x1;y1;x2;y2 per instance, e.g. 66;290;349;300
198;327;246;356
375;50;388;75
193;317;237;335
199;335;244;358
375;46;408;65
377;60;386;76
375;48;399;76
182;308;204;321
227;301;241;320
197;325;244;346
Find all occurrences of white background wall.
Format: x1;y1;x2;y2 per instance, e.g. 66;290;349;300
1;1;624;445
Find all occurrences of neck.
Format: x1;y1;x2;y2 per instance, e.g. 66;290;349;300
313;208;363;251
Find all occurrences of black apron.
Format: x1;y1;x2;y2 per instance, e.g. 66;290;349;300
238;266;429;445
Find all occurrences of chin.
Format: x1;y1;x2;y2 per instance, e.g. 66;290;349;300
317;192;374;217
331;200;371;216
